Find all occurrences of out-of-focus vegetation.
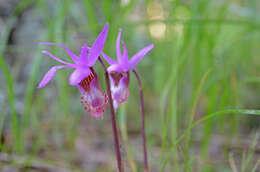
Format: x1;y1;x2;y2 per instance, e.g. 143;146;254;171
0;0;259;171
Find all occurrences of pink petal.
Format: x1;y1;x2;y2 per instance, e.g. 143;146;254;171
129;44;154;69
88;23;109;66
101;52;117;65
40;42;79;63
110;73;130;110
38;65;69;88
69;67;91;85
80;78;108;118
116;29;123;63
42;51;72;65
79;43;90;63
121;41;129;65
107;64;124;73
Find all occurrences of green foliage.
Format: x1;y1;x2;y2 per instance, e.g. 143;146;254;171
0;0;259;171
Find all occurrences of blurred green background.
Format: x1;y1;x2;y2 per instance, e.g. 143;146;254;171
0;0;259;171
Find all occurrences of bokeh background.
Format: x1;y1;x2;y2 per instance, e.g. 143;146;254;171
0;0;260;171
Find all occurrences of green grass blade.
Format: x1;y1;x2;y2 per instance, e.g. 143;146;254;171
22;50;42;127
229;152;239;172
162;109;260;169
177;109;260;145
185;69;211;149
252;159;260;172
243;133;259;172
82;0;98;34
13;0;35;16
0;17;21;152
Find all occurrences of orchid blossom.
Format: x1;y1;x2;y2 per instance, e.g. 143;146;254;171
38;23;109;118
102;29;153;109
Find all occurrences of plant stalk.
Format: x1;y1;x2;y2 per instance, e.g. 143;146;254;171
98;57;123;172
133;69;149;172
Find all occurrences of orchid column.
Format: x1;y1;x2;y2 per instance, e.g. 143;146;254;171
102;29;153;171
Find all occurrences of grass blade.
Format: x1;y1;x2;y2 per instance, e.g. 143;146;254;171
0;17;21;152
162;109;260;169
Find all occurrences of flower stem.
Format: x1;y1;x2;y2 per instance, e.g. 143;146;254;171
133;69;149;172
98;57;123;172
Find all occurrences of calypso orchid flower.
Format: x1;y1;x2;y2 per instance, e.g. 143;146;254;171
38;23;109;118
102;29;153;109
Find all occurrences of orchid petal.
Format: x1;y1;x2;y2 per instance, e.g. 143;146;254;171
42;51;72;65
80;78;108;118
79;43;90;63
38;65;71;88
116;29;123;63
88;23;109;66
102;52;117;65
129;44;154;69
121;41;129;65
107;64;124;73
40;42;79;63
111;74;130;109
69;67;91;85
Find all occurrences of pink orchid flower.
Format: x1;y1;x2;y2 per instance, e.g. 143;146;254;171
102;29;153;109
39;23;109;118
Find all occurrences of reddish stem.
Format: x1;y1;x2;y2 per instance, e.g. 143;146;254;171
98;57;123;172
133;69;149;172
